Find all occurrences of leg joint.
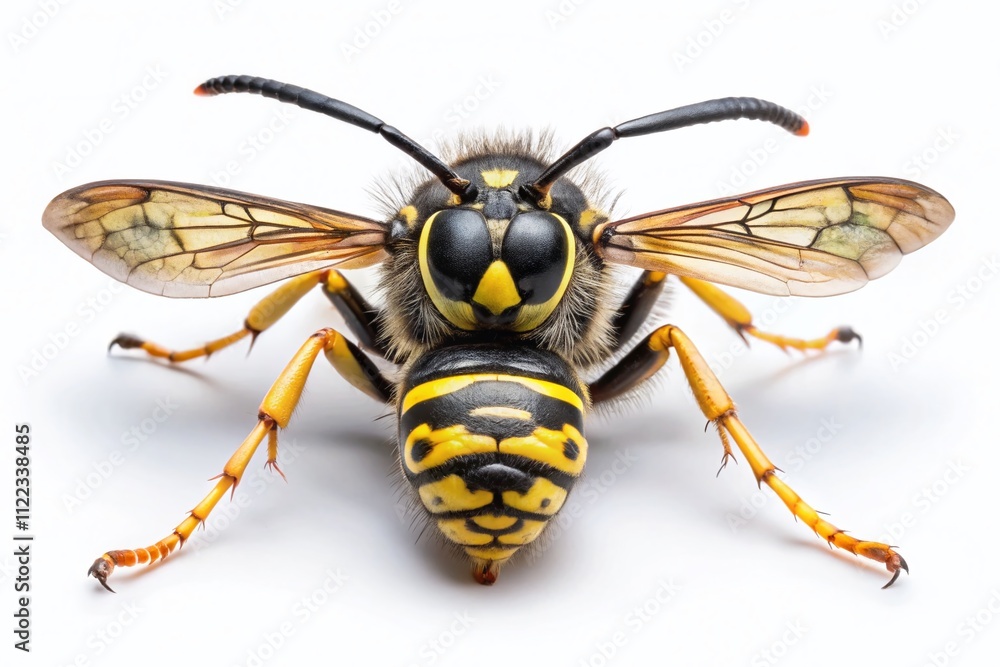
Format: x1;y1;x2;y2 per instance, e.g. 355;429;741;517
310;327;336;341
758;467;777;485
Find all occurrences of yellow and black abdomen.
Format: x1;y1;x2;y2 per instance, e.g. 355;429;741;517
398;344;588;584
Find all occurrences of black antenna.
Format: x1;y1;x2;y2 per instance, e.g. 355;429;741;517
196;75;478;203
520;97;808;208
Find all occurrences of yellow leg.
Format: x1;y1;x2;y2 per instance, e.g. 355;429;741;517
680;276;860;352
649;324;907;587
88;327;387;591
111;269;352;362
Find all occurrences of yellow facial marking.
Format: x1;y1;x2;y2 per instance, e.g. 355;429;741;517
432;299;477;331
402;374;584;415
404;423;497;475
502;478;568;515
499;424;588;476
417;206;577;333
418;475;493;513
469;406;533;421
512;303;558;333
472;261;521;316
418;210;477;330
481;169;519;188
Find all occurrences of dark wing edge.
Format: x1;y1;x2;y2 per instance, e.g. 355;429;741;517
593;177;955;297
43;180;390;297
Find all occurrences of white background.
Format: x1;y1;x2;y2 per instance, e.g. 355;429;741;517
3;1;997;665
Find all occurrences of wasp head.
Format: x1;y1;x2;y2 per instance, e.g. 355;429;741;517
379;141;615;365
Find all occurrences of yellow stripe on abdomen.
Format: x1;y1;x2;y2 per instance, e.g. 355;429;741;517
403;424;497;475
401;373;584;414
418;475;494;513
498;424;587;476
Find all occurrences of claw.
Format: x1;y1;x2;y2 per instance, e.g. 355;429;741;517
835;326;863;349
109;334;143;353
88;556;116;593
882;569;901;589
881;552;908;589
265;459;287;482
715;451;737;477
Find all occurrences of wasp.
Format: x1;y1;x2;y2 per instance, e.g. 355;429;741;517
44;75;954;591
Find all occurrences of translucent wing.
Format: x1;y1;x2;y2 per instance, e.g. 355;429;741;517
43;180;390;297
594;178;955;296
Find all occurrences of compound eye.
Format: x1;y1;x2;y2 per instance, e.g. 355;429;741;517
422;208;491;301
502;211;571;305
